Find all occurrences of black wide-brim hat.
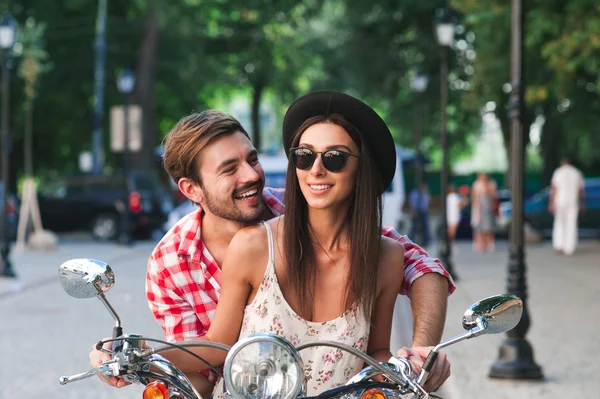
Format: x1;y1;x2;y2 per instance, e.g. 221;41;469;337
282;91;396;194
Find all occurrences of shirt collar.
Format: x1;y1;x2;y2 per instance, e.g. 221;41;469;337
175;207;203;259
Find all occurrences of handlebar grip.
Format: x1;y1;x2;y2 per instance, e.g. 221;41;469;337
415;350;438;386
422;351;439;373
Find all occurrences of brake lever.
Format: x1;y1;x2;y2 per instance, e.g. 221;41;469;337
59;360;118;385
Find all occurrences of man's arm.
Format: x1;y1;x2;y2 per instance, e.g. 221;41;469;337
383;228;453;392
381;227;455;346
382;227;455;296
90;254;216;395
409;273;448;346
145;255;216;397
146;256;206;342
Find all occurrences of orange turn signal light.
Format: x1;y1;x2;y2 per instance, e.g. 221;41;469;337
143;381;169;399
361;388;387;399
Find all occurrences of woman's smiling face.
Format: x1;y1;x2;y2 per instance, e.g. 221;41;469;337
295;122;360;211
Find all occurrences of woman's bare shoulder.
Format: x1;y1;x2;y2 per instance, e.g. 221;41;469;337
225;223;270;277
380;235;405;252
378;236;405;277
228;216;284;264
231;223;268;249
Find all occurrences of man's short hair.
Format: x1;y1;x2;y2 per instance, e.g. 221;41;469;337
162;110;249;184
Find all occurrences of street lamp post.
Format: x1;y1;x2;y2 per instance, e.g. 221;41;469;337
435;10;458;281
489;0;543;380
92;0;107;174
410;73;429;245
0;12;17;278
117;68;135;246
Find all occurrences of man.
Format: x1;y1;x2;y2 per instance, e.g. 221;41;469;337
549;158;585;255
91;110;455;394
409;183;431;246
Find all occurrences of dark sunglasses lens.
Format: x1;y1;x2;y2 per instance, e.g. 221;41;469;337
322;151;347;172
292;150;315;170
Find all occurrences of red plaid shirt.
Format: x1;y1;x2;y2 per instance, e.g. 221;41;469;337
146;187;455;361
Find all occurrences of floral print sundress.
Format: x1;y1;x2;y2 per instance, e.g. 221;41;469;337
213;222;370;398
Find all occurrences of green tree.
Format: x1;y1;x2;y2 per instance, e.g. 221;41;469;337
9;0;328;181
306;0;483;167
16;17;52;177
452;0;600;183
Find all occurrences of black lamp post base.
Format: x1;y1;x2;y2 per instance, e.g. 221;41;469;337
489;337;544;380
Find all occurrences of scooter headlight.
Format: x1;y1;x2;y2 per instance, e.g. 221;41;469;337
224;334;304;399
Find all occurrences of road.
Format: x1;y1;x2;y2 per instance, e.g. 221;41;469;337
0;242;164;398
10;235;595;399
0;240;414;398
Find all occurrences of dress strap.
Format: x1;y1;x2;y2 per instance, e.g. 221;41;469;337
262;221;275;266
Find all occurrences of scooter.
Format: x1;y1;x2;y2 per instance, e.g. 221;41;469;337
57;258;523;399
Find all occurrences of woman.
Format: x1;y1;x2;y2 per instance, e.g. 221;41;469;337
471;173;498;252
161;92;405;394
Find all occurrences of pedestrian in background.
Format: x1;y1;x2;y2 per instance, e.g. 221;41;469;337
446;184;464;251
471;173;498;252
549;158;585;255
409;183;431;247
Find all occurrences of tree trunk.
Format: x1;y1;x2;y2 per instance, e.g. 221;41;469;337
540;100;561;185
131;1;159;172
521;109;534;181
251;81;265;151
24;98;33;177
498;107;511;189
498;97;533;189
540;105;562;186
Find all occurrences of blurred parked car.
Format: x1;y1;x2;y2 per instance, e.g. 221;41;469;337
497;178;600;238
38;171;173;241
0;182;19;241
456;189;511;239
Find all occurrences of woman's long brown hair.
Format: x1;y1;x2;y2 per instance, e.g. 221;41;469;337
283;114;384;320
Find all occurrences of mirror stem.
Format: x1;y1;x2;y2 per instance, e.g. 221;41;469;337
97;292;122;338
416;324;486;386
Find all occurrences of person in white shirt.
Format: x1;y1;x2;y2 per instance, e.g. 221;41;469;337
549;159;585;255
446;184;464;248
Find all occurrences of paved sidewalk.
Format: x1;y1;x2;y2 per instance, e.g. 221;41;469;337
441;239;600;399
3;238;598;398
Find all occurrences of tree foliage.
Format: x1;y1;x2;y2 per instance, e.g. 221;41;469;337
2;0;600;189
452;0;600;182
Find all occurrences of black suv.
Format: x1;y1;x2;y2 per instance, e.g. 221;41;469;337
38;171;174;241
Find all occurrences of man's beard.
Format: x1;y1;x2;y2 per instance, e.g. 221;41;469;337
202;186;265;224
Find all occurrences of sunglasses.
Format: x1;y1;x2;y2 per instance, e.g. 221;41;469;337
289;147;360;172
